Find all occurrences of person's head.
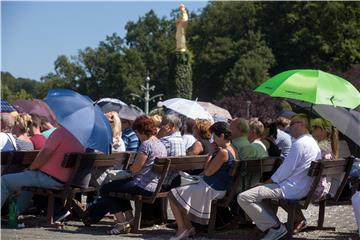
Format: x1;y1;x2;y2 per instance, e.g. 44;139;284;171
132;115;157;142
179;3;185;12
183;118;196;135
105;111;122;138
289;113;311;138
209;121;232;147
157;114;182;138
311;118;339;157
193;119;212;140
0;113;15;133
248;120;265;142
29;113;42;135
39;115;54;132
120;118;132;131
150;114;162;134
13;113;32;136
261;118;277;139
276;116;291;131
229;118;249;139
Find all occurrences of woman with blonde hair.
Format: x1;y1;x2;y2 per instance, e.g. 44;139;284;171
105;111;125;152
13;113;34;151
186;119;212;155
311;118;339;159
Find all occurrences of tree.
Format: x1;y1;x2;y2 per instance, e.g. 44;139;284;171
259;2;360;73
188;2;274;99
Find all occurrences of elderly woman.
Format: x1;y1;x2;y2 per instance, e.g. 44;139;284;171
13;113;34;151
0;113;17;151
105;111;125;152
169;122;236;240
79;115;167;234
186;119;212;155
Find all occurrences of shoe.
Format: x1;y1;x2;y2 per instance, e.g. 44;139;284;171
54;210;71;224
169;227;196;240
108;221;131;235
293;220;307;234
260;224;288;240
71;200;92;226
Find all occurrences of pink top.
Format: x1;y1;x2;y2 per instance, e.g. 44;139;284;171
30;134;47;150
39;127;84;182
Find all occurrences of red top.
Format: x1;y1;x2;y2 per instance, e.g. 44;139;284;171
39;127;85;182
30;134;47;150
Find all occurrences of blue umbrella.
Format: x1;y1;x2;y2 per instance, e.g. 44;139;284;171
44;89;112;154
1;99;15;113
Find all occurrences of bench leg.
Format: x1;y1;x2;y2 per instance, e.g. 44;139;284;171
208;200;217;234
132;200;143;233
161;198;168;224
286;206;295;237
47;193;54;225
318;199;325;228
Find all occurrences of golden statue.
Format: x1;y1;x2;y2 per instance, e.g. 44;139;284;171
176;4;188;52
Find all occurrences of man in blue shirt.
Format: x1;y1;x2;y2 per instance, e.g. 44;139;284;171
121;118;140;152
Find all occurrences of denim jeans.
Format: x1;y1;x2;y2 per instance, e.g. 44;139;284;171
1;170;64;214
88;178;152;223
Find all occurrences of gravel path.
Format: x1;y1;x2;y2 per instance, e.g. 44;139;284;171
1;203;359;240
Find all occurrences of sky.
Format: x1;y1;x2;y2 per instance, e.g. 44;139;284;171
1;1;208;81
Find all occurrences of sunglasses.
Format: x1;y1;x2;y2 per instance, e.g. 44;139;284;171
290;121;303;126
311;125;323;129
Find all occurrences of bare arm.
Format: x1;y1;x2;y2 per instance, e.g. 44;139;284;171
130;153;148;174
186;141;203;156
203;148;228;176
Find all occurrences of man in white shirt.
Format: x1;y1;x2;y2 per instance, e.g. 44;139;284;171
237;114;321;240
0;113;17;151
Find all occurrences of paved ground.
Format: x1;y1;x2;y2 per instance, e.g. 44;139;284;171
1;203;359;240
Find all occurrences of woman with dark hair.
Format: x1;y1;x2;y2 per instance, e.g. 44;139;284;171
168;122;237;240
260;118;282;157
79;115;167;234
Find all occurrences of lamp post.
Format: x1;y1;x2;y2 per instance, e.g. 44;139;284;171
246;100;251;119
130;73;164;115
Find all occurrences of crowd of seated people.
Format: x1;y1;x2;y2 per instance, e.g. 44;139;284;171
1;108;358;240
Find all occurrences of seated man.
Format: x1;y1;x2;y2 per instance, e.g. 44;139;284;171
1;126;85;215
237;114;321;240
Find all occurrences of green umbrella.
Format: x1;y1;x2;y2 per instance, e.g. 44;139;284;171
255;69;360;109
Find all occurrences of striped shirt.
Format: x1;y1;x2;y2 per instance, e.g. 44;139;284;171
122;128;140;152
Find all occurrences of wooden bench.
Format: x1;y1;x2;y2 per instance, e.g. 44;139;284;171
21;151;132;224
109;155;209;233
279;156;355;236
207;157;283;234
1;151;39;175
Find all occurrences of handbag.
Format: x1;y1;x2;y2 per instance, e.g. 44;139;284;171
179;171;200;186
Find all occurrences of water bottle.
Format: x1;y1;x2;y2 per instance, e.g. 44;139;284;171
8;197;17;228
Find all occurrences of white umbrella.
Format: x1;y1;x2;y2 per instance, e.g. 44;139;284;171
158;98;213;122
198;101;232;120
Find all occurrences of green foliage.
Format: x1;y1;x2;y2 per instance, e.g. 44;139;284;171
1;72;41;103
259;2;360;72
188;2;274;99
169;51;193;99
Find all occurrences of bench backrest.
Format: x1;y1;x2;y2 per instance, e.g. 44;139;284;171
1;151;39;174
59;152;132;193
147;155;209;202
303;157;355;207
221;156;283;206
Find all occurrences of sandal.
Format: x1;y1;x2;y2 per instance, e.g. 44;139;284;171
108;221;131;235
293;220;307;234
